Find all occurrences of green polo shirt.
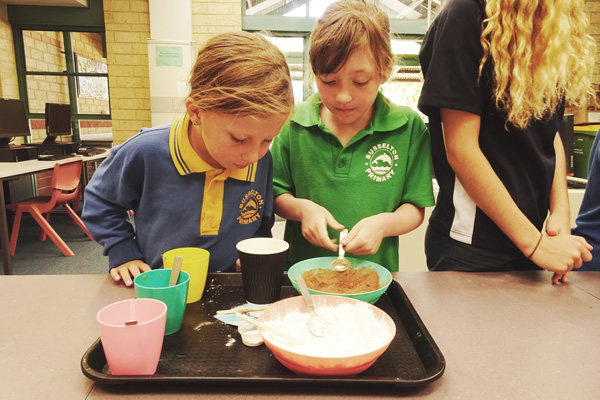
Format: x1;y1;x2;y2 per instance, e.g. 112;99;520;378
272;92;434;271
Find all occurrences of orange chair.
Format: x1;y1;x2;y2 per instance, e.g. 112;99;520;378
6;159;94;256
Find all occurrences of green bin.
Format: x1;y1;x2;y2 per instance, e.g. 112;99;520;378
573;125;599;179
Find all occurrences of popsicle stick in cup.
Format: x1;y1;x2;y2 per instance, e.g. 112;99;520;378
169;256;183;287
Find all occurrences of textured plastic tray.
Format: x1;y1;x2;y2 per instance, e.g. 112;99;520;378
82;273;445;387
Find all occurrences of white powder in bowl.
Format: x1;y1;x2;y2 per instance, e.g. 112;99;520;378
262;302;393;357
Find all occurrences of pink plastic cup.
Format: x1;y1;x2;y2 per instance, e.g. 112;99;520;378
96;298;167;375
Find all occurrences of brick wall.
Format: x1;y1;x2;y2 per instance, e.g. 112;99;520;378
191;0;242;48
0;3;18;99
586;0;600;83
102;0;151;145
101;0;242;145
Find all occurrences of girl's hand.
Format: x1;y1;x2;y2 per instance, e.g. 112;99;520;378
110;260;152;287
298;199;344;252
343;214;387;256
530;234;592;283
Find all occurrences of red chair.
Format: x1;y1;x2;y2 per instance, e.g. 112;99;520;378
6;158;94;256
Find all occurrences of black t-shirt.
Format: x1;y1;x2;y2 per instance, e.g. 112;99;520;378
418;0;562;253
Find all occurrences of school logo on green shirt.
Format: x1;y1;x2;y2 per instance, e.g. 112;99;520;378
364;143;399;182
238;189;264;225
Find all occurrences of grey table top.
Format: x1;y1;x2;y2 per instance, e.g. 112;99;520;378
1;271;598;400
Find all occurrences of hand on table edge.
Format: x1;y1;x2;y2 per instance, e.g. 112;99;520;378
534;230;593;284
110;260;152;287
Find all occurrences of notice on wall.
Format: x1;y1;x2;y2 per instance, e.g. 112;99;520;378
156;46;183;67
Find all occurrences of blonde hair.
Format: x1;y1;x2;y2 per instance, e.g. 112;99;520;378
480;0;596;129
188;31;294;117
309;0;394;81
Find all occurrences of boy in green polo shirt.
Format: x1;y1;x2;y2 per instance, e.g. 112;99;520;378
271;0;434;272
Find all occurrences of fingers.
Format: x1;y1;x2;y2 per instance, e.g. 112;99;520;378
340;228;354;246
127;263;145;284
346;241;380;255
327;217;345;232
535;235;592;278
302;224;339;252
572;237;592;263
110;262;148;287
321;235;340;252
551;272;562;285
550;271;569;285
141;263;152;272
122;265;135;287
110;268;121;282
343;232;380;255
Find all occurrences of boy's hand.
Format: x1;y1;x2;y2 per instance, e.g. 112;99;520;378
110;260;152;287
298;199;344;252
343;214;386;255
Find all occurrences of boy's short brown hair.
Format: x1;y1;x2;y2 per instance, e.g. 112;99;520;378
309;0;394;81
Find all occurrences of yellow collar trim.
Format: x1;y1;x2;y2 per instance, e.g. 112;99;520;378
169;114;257;182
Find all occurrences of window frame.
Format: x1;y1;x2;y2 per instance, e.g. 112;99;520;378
8;0;108;144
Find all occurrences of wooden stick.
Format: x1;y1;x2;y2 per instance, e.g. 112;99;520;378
169;255;183;286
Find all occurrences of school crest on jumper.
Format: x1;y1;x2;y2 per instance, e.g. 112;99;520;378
237;189;264;225
364;143;399;182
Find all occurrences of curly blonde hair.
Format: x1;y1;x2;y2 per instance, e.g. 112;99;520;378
480;0;596;129
188;31;294;117
309;0;394;82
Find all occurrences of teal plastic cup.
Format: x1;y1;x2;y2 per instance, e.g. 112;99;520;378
134;269;190;335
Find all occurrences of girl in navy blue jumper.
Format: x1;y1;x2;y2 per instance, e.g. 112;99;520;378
83;32;294;286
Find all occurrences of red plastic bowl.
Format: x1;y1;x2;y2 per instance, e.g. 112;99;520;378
258;295;396;376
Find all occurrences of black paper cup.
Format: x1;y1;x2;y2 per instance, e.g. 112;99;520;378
236;238;289;304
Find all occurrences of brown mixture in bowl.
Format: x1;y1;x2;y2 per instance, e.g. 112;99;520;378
300;267;381;294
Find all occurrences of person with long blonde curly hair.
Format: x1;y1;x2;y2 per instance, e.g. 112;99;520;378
418;0;594;283
480;0;595;129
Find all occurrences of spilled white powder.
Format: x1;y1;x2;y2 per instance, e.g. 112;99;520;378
263;302;393;357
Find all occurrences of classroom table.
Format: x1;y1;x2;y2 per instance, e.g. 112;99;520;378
0;271;598;400
0;151;109;275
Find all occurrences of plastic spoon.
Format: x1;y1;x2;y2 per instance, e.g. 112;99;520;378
169;255;183;286
331;229;350;272
296;277;330;337
235;312;303;345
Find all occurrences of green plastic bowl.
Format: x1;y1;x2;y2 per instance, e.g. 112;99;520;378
287;257;392;304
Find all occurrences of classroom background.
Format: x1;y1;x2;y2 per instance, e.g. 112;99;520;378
0;0;598;273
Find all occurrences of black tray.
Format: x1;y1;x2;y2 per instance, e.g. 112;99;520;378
82;273;445;387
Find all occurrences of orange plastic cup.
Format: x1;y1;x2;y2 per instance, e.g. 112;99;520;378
96;298;167;375
162;247;210;303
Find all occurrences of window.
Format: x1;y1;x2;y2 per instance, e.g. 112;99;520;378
14;29;111;144
244;0;443;112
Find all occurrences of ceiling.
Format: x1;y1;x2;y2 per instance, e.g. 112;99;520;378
1;0;87;7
